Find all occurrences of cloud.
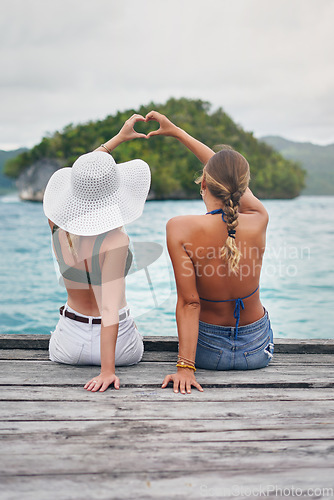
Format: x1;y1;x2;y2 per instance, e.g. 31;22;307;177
0;0;333;149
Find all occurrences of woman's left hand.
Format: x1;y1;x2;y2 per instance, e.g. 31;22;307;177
84;372;120;392
118;114;147;142
162;370;203;394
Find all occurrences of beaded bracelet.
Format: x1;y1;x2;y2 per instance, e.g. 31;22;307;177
177;355;195;365
100;143;112;155
176;362;196;372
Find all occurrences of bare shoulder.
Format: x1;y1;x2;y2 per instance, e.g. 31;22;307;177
100;228;129;252
167;214;201;227
166;215;204;241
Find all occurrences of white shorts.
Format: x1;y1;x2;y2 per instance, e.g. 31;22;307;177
49;303;144;366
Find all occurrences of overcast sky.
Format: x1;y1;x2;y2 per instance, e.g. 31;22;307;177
0;0;333;150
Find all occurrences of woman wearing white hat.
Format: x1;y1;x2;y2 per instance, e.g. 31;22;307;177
43;115;151;392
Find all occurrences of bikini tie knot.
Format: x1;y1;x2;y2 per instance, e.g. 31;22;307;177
233;298;245;340
206;208;226;223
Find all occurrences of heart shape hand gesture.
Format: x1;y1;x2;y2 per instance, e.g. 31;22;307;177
145;111;178;138
118;112;178;142
118;114;147;141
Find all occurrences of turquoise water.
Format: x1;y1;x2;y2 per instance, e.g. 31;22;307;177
1;193;333;338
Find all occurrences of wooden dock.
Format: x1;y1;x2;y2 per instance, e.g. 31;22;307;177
1;335;334;500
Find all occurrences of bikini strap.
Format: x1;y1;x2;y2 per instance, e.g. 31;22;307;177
206;208;227;223
52;225;64;265
233;286;259;339
52;225;104;285
240;285;259;301
91;232;110;282
52;226;89;283
199;286;259;340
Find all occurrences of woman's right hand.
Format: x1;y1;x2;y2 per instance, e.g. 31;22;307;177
145;111;179;138
161;369;203;394
84;372;120;392
118;114;147;142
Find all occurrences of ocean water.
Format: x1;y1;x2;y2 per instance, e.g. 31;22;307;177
0;193;333;338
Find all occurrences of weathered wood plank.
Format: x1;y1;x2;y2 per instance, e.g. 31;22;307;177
0;334;51;350
0;350;49;360
1;418;334;440
0;399;333;421
1;334;334;353
0;359;334;388
1;386;334;402
1;438;333;476
3;349;334;368
0;335;179;352
1;470;334;500
1;416;333;438
0;349;177;363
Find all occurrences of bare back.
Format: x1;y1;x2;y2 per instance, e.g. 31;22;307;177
167;194;269;327
49;220;128;317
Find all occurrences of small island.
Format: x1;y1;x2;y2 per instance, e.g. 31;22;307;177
4;98;306;201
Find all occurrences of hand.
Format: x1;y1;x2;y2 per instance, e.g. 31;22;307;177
161;369;203;394
145;111;179;138
118;114;147;142
84;372;120;392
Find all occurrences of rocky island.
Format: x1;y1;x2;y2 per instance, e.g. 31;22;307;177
15;159;63;202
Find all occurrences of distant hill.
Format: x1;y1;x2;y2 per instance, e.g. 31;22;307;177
0;148;27;194
261;136;334;195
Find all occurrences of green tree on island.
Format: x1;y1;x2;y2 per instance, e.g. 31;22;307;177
4;98;305;199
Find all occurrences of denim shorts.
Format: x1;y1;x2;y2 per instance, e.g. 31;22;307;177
49;303;144;366
195;310;274;370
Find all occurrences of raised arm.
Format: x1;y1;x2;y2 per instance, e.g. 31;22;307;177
146;111;215;164
94;114;147;154
146;110;267;217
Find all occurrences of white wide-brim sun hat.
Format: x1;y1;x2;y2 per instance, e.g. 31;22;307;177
43;151;151;236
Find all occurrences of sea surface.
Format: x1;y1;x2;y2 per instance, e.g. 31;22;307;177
1;194;333;338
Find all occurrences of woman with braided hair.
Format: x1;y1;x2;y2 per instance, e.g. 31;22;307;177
145;111;274;394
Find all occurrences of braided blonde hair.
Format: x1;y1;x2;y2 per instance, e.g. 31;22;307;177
196;148;250;275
